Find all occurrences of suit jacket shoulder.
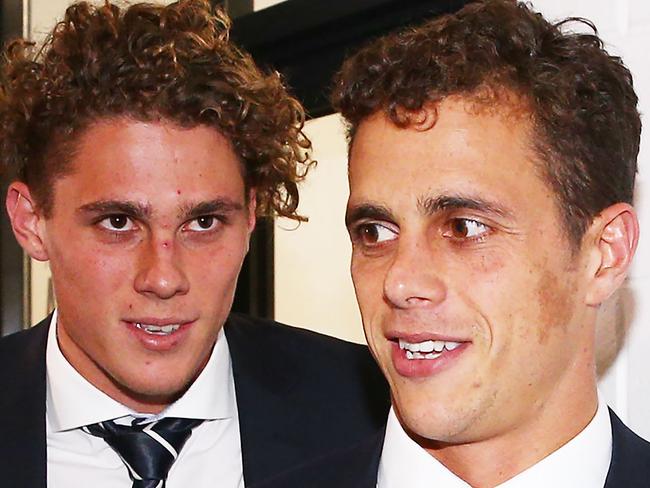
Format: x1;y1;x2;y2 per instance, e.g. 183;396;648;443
606;408;650;487
253;407;650;488
0;319;50;488
250;430;383;488
224;313;389;485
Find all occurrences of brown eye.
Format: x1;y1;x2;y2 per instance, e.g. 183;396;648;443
185;215;221;232
196;216;214;229
360;224;379;243
109;215;128;229
98;214;134;231
356;223;397;245
448;218;488;239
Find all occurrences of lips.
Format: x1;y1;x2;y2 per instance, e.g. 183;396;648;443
388;333;471;378
134;322;181;336
399;338;462;359
125;318;195;351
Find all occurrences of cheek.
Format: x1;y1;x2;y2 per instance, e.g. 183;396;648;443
351;259;385;344
186;242;247;290
50;241;132;290
533;267;577;344
351;260;384;315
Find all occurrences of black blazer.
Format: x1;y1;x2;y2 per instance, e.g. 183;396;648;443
0;313;389;487
253;408;650;487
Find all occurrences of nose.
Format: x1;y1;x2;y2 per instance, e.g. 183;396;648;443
383;239;447;309
134;239;189;299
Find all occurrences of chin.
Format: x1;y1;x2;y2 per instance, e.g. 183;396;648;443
394;392;472;443
113;372;194;407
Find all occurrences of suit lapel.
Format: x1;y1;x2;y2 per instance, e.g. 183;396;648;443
329;430;383;488
225;315;301;486
605;408;650;487
249;429;383;488
0;317;51;488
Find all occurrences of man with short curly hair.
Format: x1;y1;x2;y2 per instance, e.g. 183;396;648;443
0;1;388;487
258;1;650;487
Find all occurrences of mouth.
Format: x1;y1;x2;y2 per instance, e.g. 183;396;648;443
134;322;182;336
389;334;470;378
124;318;195;350
398;338;462;360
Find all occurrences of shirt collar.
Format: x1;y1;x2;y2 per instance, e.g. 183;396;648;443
46;309;236;432
378;395;612;488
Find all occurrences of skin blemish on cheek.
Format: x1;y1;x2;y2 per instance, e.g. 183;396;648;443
162;241;170;248
176;189;181;195
535;267;574;344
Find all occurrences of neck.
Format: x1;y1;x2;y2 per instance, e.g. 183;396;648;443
423;364;598;486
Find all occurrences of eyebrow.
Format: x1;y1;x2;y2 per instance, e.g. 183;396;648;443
77;200;151;220
179;199;245;220
418;194;514;219
345;203;395;227
77;198;245;221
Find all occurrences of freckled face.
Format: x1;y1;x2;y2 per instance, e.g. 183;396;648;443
346;100;594;445
40;119;255;412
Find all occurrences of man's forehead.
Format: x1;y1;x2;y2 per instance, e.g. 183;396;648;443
345;97;556;227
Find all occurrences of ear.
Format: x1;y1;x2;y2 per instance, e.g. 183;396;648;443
5;182;50;261
584;203;638;306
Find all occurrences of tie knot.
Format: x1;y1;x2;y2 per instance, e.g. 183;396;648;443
85;417;203;487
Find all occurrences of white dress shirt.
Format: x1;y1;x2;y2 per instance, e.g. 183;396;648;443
46;310;245;488
378;395;612;488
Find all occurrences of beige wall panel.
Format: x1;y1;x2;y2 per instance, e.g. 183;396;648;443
274;114;364;344
253;0;285;12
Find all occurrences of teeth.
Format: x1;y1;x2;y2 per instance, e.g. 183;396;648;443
399;338;462;359
135;323;181;335
424;352;442;360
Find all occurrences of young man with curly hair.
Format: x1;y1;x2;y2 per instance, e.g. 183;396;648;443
259;1;650;487
0;1;388;487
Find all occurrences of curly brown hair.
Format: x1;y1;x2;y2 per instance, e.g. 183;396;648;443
0;0;313;220
333;0;640;245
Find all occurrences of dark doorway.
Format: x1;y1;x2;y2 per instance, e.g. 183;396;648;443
0;0;26;336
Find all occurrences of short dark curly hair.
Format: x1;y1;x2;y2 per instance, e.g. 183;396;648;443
0;0;313;220
333;0;640;245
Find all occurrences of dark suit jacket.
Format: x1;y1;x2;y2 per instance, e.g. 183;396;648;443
253;408;650;487
0;313;389;487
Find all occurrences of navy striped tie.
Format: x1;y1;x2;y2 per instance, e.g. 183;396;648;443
85;417;203;488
